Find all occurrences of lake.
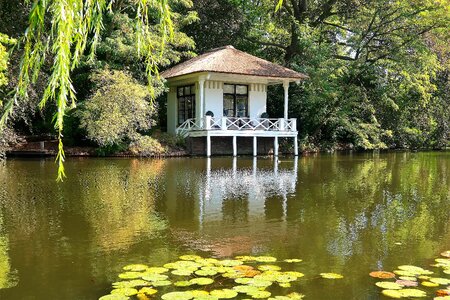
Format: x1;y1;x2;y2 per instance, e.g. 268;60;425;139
0;152;449;299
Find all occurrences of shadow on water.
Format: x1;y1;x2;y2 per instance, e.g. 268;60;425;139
0;152;448;299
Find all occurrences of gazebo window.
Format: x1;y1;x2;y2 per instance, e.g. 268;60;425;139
177;85;195;124
223;84;248;117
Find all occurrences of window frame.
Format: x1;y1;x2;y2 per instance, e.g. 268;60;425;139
177;84;196;125
223;84;249;118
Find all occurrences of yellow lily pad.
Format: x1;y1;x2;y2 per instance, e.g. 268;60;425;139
189;290;210;297
399;276;417;281
430;278;450;285
119;272;144;279
146;267;169;274
174;281;193;287
258;265;281;272
422;281;439;287
398;289;426;297
189;278;214;285
235;256;257;262
286;292;305;299
375;282;403;290
232;285;260;294
123;264;148;272
195;269;218;276
180;255;203;261
172;269;194;276
141;274;169;281
162;292;194;300
99;295;130;300
219;260;244;267
381;289;403;299
248;291;271;299
418;276;431;280
320;273;343;279
283;259;302;263
278;283;291;288
210;289;239;299
255;256;277;263
441;251;450;258
138;287;158;295
112;280;149;288
152;280;172;286
284;271;304;278
111;288;139;296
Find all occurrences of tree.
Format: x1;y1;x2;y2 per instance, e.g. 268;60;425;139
0;0;173;180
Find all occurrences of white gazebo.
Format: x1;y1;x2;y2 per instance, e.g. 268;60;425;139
161;45;308;156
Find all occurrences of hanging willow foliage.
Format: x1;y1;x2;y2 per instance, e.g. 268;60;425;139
0;0;173;181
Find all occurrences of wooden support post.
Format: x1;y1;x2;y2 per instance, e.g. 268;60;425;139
206;135;211;157
233;136;237;157
294;136;298;156
253;136;257;156
274;136;279;156
283;81;289;120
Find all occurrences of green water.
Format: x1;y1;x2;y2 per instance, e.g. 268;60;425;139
0;152;449;300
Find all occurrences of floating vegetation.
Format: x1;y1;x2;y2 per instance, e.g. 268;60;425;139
319;273;343;279
99;255;320;300
369;250;450;298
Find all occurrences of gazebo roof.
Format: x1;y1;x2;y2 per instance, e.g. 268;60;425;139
160;45;308;81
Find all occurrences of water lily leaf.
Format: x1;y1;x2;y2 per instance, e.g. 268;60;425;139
436;289;450;296
197;258;220;265
441;251;450;258
286;292;305;299
222;272;245;279
219;260;244;267
99;295;130;300
246;278;273;287
422;281;439;287
152;280;172;286
189;290;210;297
418;276;431;280
137;293;150;300
435;259;450;266
235;256;257;262
232;285;260;294
247;291;271;299
397;266;433;275
146;267;169;274
396;280;418;287
284;271;304;278
381;289;403;298
113;280;150;288
394;270;417;277
193;296;219;300
398;289;427;297
233;265;254;271
189;278;214;285
444;269;450;275
258;265;281;272
195;269;218;276
210;289;239;299
123;264;148;272
255;256;277;263
141;274;169;282
268;297;291;300
274;274;298;283
434;296;450;300
172;269;194;276
119;272;144;279
369;271;396;279
320;273;343;279
180;255;203;261
399;276;417;281
111;288;139;296
283;259;302;263
278;283;291;288
162;291;194;300
174;281;193;287
138;287;158;295
430;278;450;285
375;282;403;289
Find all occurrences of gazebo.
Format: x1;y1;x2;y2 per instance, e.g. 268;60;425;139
161;45;307;156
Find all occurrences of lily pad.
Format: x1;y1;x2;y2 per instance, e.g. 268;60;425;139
430;278;450;285
189;278;214;285
219;260;244;267
235;256;257;262
119;272;144;279
283;259;302;263
434;296;450;300
138;287;158;295
174;281;193;287
398;289;427;297
248;291;271;299
440;251;450;258
232;285;261;294
278;283;291;288
375;282;403;290
141;274;169;282
444;269;450;275
255;256;277;263
180;255;203;261
123;264;148;272
146;267;169;274
172;269;194;276
369;271;396;279
436;289;450;296
258;265;282;272
394;270;417;277
162;292;194;300
381;290;403;299
235;278;252;284
284;271;304;278
286;292;305;299
111;288;139;296
396;280;418;287
189;290;210;297
99;295;130;300
320;273;343;279
195;269;218;276
399;276;417;281
152;280;172;286
112;280;149;288
210;289;239;299
418;276;431;280
422;281;439;287
246;278;273;287
193;296;219;300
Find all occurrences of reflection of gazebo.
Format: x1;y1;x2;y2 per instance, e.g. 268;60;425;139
161;46;308;156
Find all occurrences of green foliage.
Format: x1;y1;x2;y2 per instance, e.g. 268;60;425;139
0;33;16;103
129;135;167;156
77;69;154;148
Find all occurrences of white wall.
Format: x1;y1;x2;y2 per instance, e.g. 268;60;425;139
249;83;267;119
204;81;223;118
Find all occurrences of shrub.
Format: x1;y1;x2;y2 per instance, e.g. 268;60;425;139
128;135;167;156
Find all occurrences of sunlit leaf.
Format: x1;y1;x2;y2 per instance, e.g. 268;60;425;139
123;264;149;272
375;282;403;289
162;291;194;300
440;251;450;258
381;289;403;298
436;289;450;296
141;274;169;281
180;255;203;261
399;276;417;281
113;280;150;288
286;292;305;299
255;256;277;263
246;278;273;287
248;291;271;298
278;283;291;288
195;269;218;276
235;256;257;262
398;289;426;297
430;278;450;285
172;269;194;276
189;290;210;297
119;272;144;279
147;267;169;274
232;285;261;294
152;280;172;286
193;296;219;300
174;281;193;287
258;265;281;272
283;272;304;278
219;260;244;267
422;281;439;287
111;288;139;296
283;259;302;263
369;271;396;279
138;287;158;295
320;273;343;279
210;289;239;299
99;294;130;300
189;278;214;285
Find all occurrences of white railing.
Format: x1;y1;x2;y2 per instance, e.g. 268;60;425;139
176;116;297;136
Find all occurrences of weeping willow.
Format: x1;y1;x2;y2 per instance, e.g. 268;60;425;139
0;0;173;181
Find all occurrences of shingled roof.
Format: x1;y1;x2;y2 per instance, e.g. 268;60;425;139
161;45;307;80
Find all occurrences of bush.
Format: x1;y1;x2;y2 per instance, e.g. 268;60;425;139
128;135;167;156
77;69;155;147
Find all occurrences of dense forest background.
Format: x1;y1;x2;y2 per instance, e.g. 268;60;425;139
0;0;449;155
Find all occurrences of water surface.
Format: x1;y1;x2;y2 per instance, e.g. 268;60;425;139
0;152;449;299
